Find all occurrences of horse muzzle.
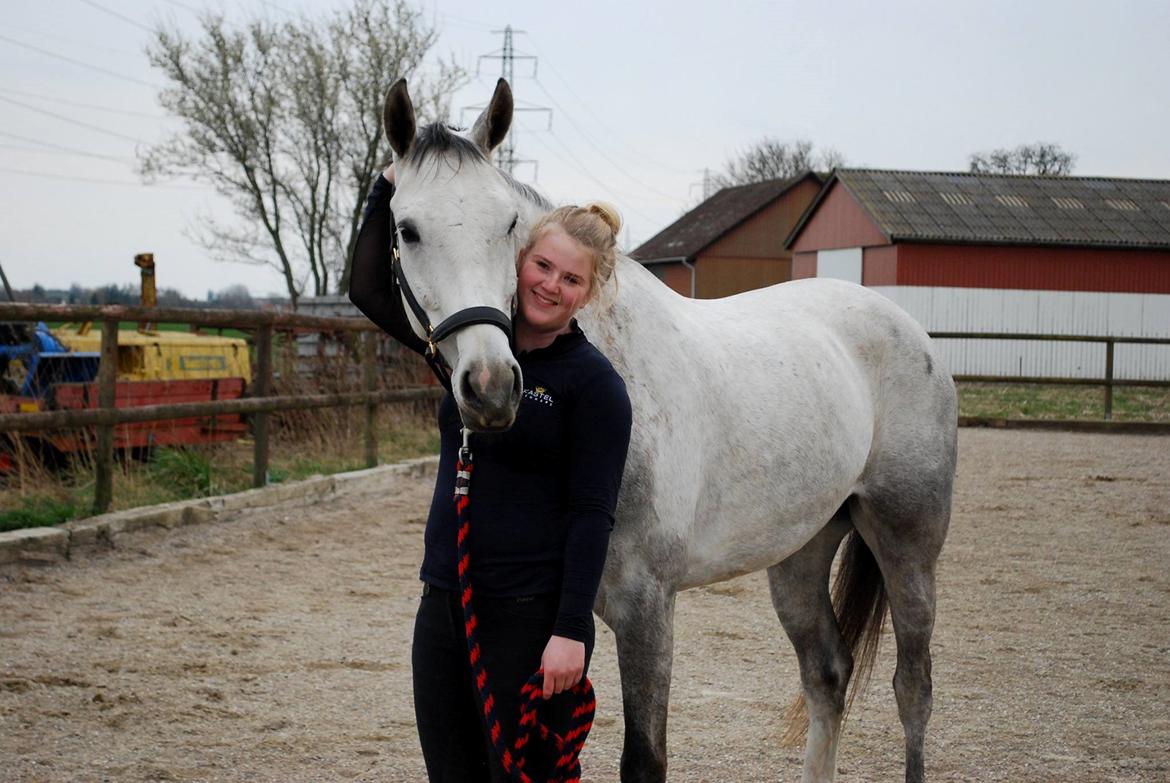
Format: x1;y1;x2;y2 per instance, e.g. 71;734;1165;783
455;359;522;432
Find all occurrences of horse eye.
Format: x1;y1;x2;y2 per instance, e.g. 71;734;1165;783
400;224;420;244
507;215;518;235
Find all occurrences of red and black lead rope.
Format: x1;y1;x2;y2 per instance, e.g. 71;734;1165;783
455;428;596;783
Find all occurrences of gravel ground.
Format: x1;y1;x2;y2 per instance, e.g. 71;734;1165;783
2;429;1168;783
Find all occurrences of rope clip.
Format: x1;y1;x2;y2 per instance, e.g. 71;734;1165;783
459;426;472;464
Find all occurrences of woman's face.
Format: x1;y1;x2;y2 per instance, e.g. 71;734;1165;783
515;226;594;337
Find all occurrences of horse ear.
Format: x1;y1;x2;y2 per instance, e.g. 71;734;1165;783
384;78;416;159
471;78;513;156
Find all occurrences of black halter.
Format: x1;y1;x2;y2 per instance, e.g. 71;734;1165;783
390;239;513;392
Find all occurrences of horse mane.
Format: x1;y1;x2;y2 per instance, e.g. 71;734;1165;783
500;169;554;210
405;123;486;167
406;123;553;211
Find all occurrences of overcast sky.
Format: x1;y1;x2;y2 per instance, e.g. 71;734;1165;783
3;0;1168;299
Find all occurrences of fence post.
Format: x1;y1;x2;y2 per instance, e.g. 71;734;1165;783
252;324;273;488
1103;339;1114;421
93;319;118;514
363;331;378;468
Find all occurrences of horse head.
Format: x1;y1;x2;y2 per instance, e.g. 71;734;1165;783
384;78;548;432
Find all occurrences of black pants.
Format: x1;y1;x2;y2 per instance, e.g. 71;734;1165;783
411;584;595;783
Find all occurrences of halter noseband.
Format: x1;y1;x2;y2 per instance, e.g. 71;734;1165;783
391;240;513;391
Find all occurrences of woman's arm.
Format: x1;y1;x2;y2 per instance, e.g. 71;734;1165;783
348;169;429;356
540;368;632;697
555;369;633;639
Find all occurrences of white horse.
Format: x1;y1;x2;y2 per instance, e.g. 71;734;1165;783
379;78;957;783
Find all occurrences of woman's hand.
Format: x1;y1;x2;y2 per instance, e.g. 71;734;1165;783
382;163;396;184
540;635;585;700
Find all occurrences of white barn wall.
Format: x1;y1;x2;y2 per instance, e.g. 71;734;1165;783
871;287;1170;380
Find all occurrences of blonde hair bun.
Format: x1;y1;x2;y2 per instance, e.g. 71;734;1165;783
585;201;622;237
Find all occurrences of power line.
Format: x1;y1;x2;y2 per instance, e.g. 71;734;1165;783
0;130;135;163
531;77;681;201
521;127;660;226
0;165;207;190
157;0;201;13
76;0;155;33
0;33;160;89
0;143;132;165
7;22;146;58
522;37;694;177
437;11;494;31
0;95;146;144
0;87;164;119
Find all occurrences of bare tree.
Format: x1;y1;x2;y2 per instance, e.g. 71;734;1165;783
141;0;464;307
713;137;844;189
968;142;1076;176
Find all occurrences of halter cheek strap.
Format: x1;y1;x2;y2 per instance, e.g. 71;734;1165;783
391;240;513;391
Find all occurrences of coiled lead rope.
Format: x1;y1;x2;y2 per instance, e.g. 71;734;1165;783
455;427;596;782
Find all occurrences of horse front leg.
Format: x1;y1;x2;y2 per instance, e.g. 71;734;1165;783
600;583;677;783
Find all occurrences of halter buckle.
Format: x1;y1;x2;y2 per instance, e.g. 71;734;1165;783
459;426;472;464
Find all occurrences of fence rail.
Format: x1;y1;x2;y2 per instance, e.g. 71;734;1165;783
4;304;1167;515
928;331;1170;420
0;303;441;514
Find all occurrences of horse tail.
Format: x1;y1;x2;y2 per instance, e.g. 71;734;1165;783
782;529;888;745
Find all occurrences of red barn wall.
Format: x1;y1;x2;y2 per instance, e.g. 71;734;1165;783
792;252;817;279
643;262;693;296
896;244;1170;294
693;178;822;297
862;245;899;285
790;182;888;253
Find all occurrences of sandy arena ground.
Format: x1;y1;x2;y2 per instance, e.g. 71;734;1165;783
2;428;1168;782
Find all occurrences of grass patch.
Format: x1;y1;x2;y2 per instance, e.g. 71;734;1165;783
0;495;80;532
958;383;1170;422
147;448;214;497
0;405;440;533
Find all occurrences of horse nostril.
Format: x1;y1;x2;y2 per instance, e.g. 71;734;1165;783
511;365;522;403
460;369;481;407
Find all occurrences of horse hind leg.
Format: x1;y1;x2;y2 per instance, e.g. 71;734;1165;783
768;509;883;783
848;489;949;783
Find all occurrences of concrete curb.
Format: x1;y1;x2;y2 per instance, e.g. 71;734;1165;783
0;456;438;569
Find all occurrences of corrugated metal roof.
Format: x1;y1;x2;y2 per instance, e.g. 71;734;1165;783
825;169;1170;250
631;172;821;262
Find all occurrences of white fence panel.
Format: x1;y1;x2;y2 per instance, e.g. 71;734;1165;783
871;286;1170;380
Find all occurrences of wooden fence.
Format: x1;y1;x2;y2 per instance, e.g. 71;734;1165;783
929;331;1170;420
0;303;442;514
4;305;1169;515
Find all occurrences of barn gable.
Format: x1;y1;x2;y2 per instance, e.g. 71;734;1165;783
632;172;822;297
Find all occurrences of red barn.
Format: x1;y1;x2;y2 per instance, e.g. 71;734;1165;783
631;172;822;298
786;169;1170;379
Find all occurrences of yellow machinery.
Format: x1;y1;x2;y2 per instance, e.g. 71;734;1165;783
50;328;251;382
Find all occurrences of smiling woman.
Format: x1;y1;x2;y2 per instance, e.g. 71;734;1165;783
514;202;622;352
347;82;632;783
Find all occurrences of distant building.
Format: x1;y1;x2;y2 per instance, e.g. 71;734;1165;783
786;169;1170;379
631;172;822;298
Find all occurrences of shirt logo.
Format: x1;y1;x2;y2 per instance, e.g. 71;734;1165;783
522;385;555;406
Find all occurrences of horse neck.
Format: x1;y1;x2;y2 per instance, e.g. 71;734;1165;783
580;255;691;356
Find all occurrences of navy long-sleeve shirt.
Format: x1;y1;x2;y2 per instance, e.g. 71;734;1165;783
349;176;632;642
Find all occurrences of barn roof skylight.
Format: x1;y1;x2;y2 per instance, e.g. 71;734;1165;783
882;190;916;204
995;195;1029;208
1104;198;1140;211
939;192;974;206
